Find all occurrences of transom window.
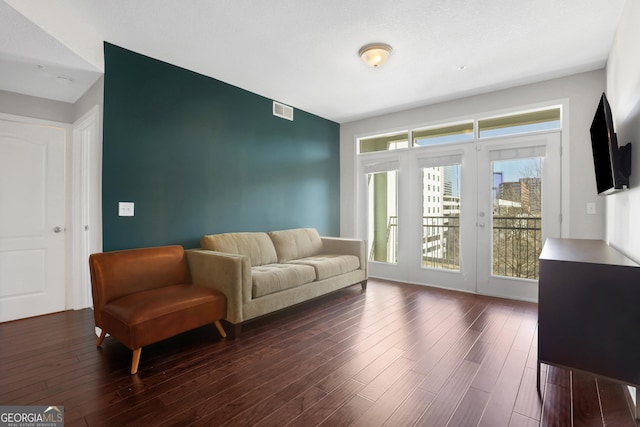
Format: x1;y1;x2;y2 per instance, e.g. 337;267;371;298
478;108;561;138
357;106;561;154
413;122;474;146
359;132;409;153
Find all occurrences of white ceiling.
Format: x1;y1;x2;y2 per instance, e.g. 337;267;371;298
0;0;626;123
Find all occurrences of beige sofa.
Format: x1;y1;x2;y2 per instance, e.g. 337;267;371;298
186;228;367;336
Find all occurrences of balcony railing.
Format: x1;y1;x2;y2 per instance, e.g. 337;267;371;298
492;216;542;279
423;216;460;270
370;214;542;279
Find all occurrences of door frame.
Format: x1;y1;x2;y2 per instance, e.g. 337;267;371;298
71;105;102;310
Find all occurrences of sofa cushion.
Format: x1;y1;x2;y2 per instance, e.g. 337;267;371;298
251;264;316;298
287;255;361;281
101;284;226;349
201;232;277;266
268;228;323;263
90;245;192;306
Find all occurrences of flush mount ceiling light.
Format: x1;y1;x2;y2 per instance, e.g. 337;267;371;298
359;43;392;68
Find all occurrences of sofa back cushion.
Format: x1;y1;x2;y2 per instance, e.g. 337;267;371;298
89;245;191;326
201;232;277;266
268;228;323;263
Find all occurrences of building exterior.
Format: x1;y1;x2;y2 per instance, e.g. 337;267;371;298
423;166;460;270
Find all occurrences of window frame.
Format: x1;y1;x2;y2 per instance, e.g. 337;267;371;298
356;105;563;157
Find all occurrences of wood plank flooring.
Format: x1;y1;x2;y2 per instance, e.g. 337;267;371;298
0;279;637;426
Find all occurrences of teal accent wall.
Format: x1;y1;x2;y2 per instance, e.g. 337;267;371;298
102;43;340;251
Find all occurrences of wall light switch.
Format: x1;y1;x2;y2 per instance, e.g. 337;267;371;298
118;202;135;217
586;202;596;215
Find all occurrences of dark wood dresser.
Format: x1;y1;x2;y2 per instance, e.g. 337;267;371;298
538;238;640;416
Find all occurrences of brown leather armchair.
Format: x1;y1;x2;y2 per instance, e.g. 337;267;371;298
89;245;226;374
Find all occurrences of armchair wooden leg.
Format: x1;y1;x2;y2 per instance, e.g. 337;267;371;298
131;348;142;374
96;330;106;347
214;320;227;338
361;280;368;290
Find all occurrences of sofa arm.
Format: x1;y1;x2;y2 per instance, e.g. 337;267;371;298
186;249;251;324
321;237;368;276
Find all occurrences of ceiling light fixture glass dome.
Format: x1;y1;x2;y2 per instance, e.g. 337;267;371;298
359;43;392;68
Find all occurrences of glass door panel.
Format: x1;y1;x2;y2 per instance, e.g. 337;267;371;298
421;164;461;271
367;170;397;264
491;157;542;279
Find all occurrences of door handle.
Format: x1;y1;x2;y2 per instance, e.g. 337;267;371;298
53;226;64;233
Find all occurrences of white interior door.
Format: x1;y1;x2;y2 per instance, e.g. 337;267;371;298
0;118;66;322
72;106;101;310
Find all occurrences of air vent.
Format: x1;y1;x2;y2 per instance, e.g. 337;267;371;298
273;101;294;121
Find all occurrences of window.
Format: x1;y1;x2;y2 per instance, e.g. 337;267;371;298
422;164;461;271
491;157;543;279
413;122;474;147
479;108;561;138
358;107;562;157
359;132;409;153
367;170;398;263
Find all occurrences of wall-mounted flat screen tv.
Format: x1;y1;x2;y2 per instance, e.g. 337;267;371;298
589;92;631;195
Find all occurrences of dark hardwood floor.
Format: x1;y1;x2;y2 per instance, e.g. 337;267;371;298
1;279;637;426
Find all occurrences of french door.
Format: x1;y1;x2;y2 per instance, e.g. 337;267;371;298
475;133;561;300
360;132;561;301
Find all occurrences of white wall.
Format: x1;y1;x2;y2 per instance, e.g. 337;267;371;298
606;0;640;263
0;90;74;123
341;70;606;240
73;75;104;122
0;74;103;125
